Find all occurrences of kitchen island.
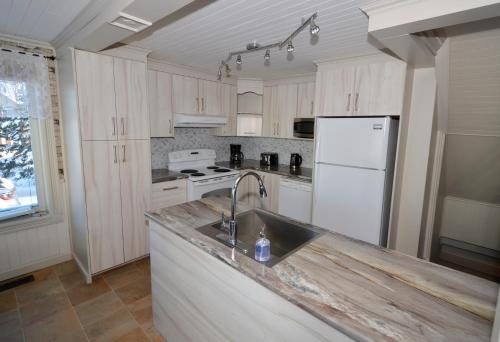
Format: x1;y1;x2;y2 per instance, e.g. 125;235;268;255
145;197;498;342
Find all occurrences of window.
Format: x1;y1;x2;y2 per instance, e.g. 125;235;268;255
0;50;58;225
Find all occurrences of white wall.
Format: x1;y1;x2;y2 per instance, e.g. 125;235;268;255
0;184;71;281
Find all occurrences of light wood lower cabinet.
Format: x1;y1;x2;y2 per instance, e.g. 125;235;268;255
82;141;124;273
151;179;187;210
237;170;280;213
120;140;151;262
81;139;152;273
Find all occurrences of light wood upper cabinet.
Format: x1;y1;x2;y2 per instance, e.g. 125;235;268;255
82;141;124;273
114;58;149;140
75;51;117;141
199;80;221;115
262;86;274;137
120;140;151;262
297;82;315;117
277;84;298;138
148;70;174;137
172;75;199;114
215;84;237;136
237;92;263;114
315;59;406;117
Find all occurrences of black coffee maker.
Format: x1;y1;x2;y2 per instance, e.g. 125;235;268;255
290;153;302;169
230;144;244;164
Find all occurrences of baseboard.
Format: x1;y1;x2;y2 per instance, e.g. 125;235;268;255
0;254;72;282
72;252;92;284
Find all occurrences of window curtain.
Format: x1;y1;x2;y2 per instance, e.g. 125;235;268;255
0;50;52;119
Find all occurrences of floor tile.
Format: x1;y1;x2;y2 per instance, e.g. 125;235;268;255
75;291;124;327
66;276;111;306
31;266;57;282
127;294;152;326
134;258;151;275
84;308;139;342
23;308;86;342
0;290;17;314
0;309;23;341
19;291;71;327
15;276;64;305
114;275;151;305
103;264;143;290
143;321;166;342
114;327;150;342
53;260;79;277
59;270;87;291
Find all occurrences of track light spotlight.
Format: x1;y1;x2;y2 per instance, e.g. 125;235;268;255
217;67;222;80
287;41;294;53
236;54;242;65
310;19;320;35
264;49;270;61
225;63;231;77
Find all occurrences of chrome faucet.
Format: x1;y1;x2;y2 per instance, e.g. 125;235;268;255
223;171;267;246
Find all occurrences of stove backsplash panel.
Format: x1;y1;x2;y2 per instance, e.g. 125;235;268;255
151;128;314;169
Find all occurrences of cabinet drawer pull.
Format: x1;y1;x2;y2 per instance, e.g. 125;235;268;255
113;145;117;163
346;93;351;112
355;93;359;112
162;186;179;191
112;118;116;136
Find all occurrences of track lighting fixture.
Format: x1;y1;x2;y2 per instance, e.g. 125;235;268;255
310;18;320;35
216;12;319;80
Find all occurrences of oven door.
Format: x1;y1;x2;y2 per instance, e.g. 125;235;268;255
293;118;314;139
187;174;239;201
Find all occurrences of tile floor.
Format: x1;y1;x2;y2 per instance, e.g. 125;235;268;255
0;258;165;342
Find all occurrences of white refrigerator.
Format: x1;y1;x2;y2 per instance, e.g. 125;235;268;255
312;117;398;246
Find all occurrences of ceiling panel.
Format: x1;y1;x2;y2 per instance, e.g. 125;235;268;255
0;0;91;43
131;0;380;79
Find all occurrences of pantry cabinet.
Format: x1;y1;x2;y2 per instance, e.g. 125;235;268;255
148;70;174;137
70;49;152;276
314;58;406;117
172;75;221;115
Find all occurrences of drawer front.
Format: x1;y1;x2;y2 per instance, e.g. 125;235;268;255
151;179;187;210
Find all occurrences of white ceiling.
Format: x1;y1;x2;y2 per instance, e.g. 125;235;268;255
131;0;380;79
0;0;91;43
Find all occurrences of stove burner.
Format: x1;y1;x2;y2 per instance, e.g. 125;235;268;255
191;172;206;177
214;168;230;173
206;166;219;169
180;169;199;174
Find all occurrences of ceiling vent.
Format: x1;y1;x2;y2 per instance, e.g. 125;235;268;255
110;12;152;32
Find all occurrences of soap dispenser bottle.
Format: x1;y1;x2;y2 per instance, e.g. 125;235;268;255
255;231;270;262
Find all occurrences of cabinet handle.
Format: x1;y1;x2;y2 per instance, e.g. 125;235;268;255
112;118;116;136
122;145;126;162
196;97;200;112
202;98;205;112
355;93;359;112
162;186;179;191
311;101;314;116
346;94;351;112
121;117;125;135
113;145;117;163
169;119;172;134
277;122;280;136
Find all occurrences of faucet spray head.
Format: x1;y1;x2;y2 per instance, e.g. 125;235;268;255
259;183;268;198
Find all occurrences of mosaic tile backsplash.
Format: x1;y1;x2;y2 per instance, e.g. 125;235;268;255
151;128;314;169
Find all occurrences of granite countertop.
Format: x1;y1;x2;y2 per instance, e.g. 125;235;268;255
145;197;498;342
216;160;313;182
151;168;188;184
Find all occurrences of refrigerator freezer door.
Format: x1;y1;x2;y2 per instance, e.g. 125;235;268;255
312;163;386;245
315;117;391;170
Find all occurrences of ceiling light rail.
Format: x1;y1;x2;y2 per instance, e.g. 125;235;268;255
217;12;319;80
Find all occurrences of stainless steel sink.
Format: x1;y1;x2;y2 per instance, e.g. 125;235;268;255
196;209;322;267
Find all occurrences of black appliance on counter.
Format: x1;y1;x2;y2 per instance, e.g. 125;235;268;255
293;118;314;139
230;144;244;164
290;153;303;169
260;152;279;167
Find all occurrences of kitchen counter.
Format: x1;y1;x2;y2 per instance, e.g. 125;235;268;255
216;159;312;182
146;197;498;341
151;168;188;184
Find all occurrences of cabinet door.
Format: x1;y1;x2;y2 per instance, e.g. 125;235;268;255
114;58;149;140
297;82;315;117
367;62;406;116
119;140;152;262
262;86;274;137
276;84;298;138
148;70;174;137
237;115;262;136
352;65;371;116
82;141;124;273
314;66;355;116
200;80;221;115
75;50;117;141
228;85;237;135
251;172;280;213
172;75;199;114
151;179;187;210
215;83;232;136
